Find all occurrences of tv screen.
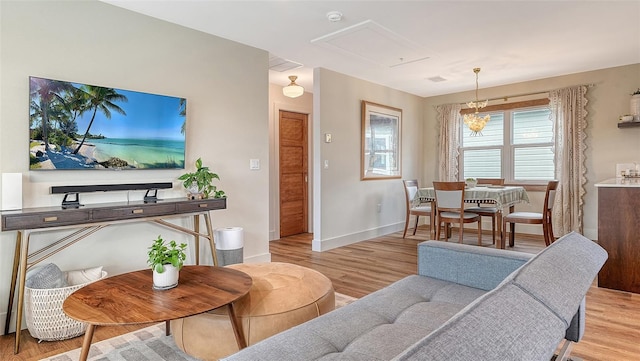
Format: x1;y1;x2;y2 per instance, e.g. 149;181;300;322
29;76;186;170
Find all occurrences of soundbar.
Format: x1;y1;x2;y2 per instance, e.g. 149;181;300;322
51;182;174;208
51;182;173;194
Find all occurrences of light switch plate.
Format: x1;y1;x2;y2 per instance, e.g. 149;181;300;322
250;159;260;170
325;133;332;143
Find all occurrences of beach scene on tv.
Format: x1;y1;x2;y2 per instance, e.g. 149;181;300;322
29;76;186;170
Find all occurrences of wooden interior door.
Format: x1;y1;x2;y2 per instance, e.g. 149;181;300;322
279;110;308;237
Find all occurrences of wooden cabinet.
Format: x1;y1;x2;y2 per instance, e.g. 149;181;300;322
597;186;640;293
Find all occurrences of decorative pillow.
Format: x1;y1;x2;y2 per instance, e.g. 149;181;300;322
25;263;67;289
66;266;104;286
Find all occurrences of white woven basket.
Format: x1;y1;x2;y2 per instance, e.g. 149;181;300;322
25;270;107;341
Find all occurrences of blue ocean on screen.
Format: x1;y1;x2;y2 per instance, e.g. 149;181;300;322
90;138;185;169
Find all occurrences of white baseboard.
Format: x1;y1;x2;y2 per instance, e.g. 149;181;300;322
312;222;404;252
243;252;271;263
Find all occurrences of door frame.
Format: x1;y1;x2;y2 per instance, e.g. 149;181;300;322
271;102;313;240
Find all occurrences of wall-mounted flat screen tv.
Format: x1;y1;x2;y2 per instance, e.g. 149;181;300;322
29;76;186;170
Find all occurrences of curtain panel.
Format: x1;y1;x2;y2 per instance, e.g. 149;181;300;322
549;85;589;236
436;104;462;181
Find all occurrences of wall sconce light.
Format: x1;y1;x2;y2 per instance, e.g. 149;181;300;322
282;75;304;98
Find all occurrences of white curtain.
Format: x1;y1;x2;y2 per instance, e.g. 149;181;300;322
549;85;589;236
436;104;462;181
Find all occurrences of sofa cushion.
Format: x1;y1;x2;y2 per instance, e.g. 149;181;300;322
418;240;532;291
394;283;567;361
223;275;487;361
510;231;607;325
395;232;607;361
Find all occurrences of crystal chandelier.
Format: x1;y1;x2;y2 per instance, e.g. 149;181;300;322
463;68;490;136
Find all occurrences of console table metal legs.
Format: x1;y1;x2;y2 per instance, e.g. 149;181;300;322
5;211;218;354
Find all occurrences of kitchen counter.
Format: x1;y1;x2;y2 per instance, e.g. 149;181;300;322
595;177;640;187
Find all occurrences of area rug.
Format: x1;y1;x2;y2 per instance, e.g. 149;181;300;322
40;292;357;361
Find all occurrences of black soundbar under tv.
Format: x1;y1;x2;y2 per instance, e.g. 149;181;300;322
51;182;173;194
51;182;174;208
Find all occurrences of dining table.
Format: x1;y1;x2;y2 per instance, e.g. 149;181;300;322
415;185;530;248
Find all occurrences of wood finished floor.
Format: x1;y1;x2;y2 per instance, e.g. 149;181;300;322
2;227;639;360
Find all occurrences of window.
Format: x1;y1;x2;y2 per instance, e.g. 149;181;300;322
460;105;554;183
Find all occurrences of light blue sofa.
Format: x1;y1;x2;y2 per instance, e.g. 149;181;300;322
223;232;607;361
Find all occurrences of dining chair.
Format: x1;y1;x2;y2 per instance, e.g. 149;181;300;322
402;180;432;238
464;178;505;244
433;181;482;245
502;180;559;247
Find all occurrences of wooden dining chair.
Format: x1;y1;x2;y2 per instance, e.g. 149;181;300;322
464;178;505;244
502;180;559;247
402;179;432;238
433;181;482;245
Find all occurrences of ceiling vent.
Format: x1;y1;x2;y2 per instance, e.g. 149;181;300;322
269;54;303;72
311;20;430;68
428;76;447;82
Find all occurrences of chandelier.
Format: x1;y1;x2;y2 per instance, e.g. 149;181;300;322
463;68;490;136
282;75;304;98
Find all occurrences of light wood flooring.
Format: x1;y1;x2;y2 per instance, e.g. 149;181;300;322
2;227;639;360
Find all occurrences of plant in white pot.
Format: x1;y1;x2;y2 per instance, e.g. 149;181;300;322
178;158;225;199
465;177;477;188
147;235;187;290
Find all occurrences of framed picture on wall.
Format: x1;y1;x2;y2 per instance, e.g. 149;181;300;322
361;101;402;180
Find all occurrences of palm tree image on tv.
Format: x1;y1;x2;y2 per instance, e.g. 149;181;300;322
72;85;127;155
29;76;186;170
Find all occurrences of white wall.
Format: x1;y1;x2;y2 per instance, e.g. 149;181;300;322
423;64;640;240
0;0;270;333
312;68;425;251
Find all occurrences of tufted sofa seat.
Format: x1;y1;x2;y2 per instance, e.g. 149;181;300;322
223;232;607;361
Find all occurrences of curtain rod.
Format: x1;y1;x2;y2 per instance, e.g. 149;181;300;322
458;83;594;105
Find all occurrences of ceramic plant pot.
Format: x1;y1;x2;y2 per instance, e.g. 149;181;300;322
153;264;179;290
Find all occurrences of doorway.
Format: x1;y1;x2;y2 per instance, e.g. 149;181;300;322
279;110;308;237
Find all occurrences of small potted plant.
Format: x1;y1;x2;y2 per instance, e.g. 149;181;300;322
147;235;187;290
178;158;225;199
465;177;477;188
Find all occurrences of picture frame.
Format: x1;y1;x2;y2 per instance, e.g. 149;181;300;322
361;101;402;180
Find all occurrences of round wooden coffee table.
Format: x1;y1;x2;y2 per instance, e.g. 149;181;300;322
63;266;252;361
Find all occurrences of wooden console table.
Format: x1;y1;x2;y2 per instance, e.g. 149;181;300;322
0;196;226;354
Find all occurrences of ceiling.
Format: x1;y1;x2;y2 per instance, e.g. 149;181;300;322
102;1;640;97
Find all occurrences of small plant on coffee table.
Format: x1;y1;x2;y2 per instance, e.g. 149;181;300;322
147;235;187;273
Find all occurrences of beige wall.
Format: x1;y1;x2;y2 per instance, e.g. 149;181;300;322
312;68;425;251
0;1;270;333
423;63;640;239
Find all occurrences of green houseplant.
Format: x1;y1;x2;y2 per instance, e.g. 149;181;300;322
147;235;187;273
465;177;477;188
147;235;187;290
178;158;225;199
